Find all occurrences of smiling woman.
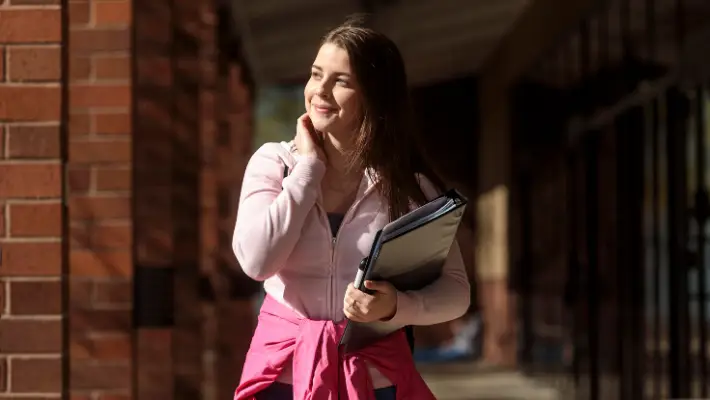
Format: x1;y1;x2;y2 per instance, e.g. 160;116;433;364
233;16;470;400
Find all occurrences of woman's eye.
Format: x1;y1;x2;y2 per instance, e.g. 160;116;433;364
310;71;322;79
336;79;348;86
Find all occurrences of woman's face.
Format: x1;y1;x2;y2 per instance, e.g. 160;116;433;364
304;42;361;135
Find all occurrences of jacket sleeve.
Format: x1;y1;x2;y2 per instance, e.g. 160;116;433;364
232;143;326;281
386;175;471;326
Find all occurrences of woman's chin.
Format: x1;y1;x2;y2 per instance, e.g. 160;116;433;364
310;115;334;132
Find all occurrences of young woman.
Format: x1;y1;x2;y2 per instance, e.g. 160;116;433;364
232;17;471;400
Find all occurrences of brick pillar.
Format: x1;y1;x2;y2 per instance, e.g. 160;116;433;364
1;1;255;398
198;3;259;399
212;10;258;398
132;0;174;397
130;1;257;399
170;0;205;398
0;3;64;397
66;0;133;397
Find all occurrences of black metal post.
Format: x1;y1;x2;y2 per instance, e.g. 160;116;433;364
666;88;691;398
645;0;656;61
693;87;708;397
566;148;581;389
519;169;534;366
620;0;631;61
616;105;646;400
675;0;685;59
585;133;600;400
649;96;664;399
598;3;609;68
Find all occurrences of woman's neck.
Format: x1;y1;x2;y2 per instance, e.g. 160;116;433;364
323;132;354;174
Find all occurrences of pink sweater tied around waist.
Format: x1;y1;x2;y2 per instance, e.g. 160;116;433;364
233;295;436;400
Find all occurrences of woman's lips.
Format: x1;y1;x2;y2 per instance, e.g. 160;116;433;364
313;104;336;114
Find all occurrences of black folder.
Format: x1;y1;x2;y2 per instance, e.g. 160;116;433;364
338;188;468;352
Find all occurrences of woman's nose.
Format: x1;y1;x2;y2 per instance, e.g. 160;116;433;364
315;83;330;98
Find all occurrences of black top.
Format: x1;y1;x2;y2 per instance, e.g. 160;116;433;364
327;213;345;237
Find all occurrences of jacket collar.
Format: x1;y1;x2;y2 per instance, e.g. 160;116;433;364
282;140;380;191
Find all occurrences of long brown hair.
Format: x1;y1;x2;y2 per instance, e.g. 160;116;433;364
321;16;445;220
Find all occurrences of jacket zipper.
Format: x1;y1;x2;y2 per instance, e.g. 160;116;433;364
318;176;377;397
330;234;337;320
317;200;336;319
326;208;346;321
318;175;378;321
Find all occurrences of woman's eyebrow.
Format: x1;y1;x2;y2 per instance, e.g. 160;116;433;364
311;65;351;78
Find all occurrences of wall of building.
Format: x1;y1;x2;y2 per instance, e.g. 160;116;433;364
0;1;65;397
66;0;133;397
0;0;254;398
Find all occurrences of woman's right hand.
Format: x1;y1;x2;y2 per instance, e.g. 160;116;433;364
295;113;326;162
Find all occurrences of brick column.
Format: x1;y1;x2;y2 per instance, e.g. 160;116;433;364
1;1;255;398
130;1;257;399
212;12;258;397
66;0;133;397
132;0;173;397
0;2;65;398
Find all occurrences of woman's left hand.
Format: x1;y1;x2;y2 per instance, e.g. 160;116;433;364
343;280;398;323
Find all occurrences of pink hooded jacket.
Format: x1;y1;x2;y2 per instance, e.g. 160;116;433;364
232;141;470;393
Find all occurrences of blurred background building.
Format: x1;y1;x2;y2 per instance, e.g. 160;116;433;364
0;0;709;399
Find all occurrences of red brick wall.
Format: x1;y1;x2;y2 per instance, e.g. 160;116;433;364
0;0;133;397
67;0;133;398
0;1;65;398
0;0;255;397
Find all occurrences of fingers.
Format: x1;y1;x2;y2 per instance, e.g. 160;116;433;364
296;115;312;141
363;280;394;295
344;283;377;322
297;114;317;137
343;299;370;322
363;280;382;292
297;113;311;131
344;302;367;322
344;283;369;306
295;114;326;160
